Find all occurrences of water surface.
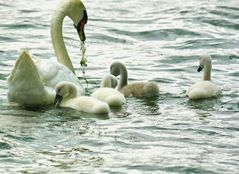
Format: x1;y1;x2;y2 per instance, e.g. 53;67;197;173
0;0;239;173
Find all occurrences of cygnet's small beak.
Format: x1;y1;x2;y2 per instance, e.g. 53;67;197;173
54;94;63;108
75;10;88;41
197;66;203;72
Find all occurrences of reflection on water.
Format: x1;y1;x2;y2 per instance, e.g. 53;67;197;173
187;98;222;110
0;0;239;173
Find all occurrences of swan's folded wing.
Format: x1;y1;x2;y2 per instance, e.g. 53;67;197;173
7;51;55;106
37;60;85;96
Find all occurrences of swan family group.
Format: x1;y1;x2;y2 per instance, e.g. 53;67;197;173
7;0;221;115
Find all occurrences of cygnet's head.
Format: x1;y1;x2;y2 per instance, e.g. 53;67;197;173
54;81;75;107
110;75;118;88
110;62;123;76
101;74;118;88
197;55;212;72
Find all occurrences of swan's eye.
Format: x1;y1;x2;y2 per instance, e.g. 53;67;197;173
82;10;88;24
57;89;61;93
75;10;88;31
74;10;87;41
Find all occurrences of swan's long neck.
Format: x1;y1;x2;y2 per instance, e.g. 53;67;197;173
51;10;75;74
117;64;128;90
203;60;211;81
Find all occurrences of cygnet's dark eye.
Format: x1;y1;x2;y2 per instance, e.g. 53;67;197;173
57;89;61;93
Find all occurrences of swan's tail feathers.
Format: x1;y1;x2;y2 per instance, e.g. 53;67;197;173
20;48;30;55
144;82;160;98
7;50;51;106
187;88;209;100
92;102;110;115
17;50;35;68
8;50;36;81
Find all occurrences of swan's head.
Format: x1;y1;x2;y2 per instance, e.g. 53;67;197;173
60;0;88;41
54;81;76;107
73;8;88;42
110;75;118;88
101;74;118;88
110;62;123;76
197;55;212;72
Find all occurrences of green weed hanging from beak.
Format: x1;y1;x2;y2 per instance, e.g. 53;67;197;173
79;41;88;87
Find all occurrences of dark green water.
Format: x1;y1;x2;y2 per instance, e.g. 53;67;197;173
0;0;238;173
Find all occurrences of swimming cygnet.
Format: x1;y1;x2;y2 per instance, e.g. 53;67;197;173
91;74;126;107
110;62;159;98
186;55;221;99
55;81;109;114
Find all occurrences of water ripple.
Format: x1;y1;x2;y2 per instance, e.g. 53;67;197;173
109;28;202;41
0;0;239;173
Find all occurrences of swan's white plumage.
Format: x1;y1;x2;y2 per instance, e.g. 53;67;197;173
7;51;55;106
55;81;109;114
35;58;84;95
91;75;126;107
64;96;110;114
186;55;221;99
7;0;87;106
51;0;87;73
186;81;220;99
91;87;126;107
7;51;85;106
91;88;126;107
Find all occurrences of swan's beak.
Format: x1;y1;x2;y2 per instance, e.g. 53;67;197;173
197;66;203;72
75;10;88;41
54;94;63;108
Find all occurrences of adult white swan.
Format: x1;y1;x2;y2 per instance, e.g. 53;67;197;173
8;51;85;106
186;55;221;99
55;81;109;115
91;74;126;107
7;0;87;106
110;62;160;98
